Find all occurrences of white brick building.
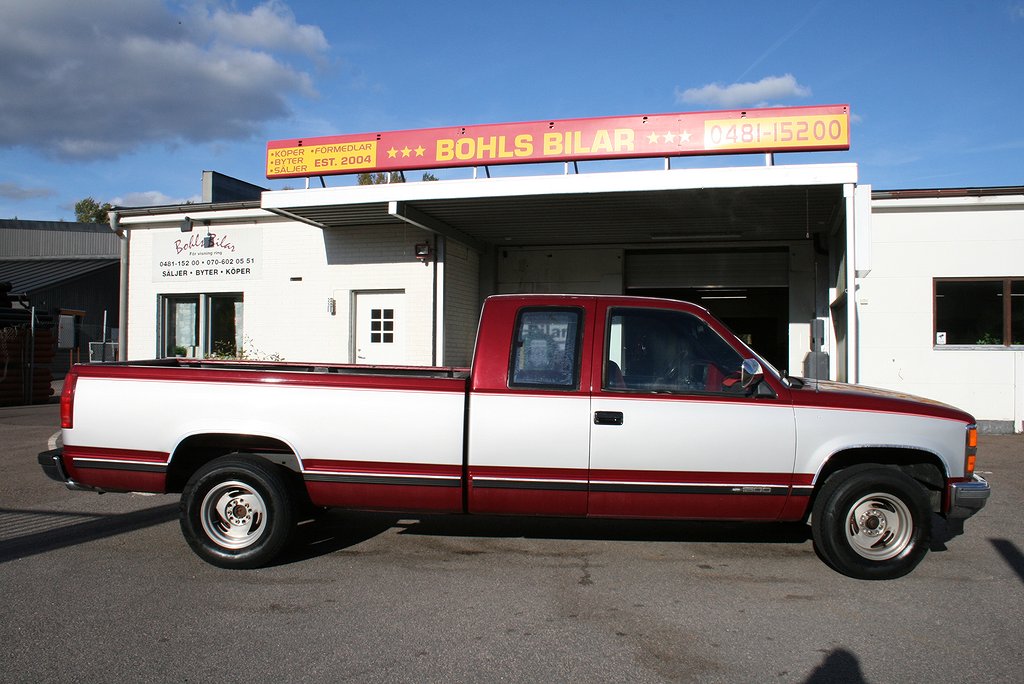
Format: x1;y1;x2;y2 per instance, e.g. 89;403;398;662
859;188;1024;433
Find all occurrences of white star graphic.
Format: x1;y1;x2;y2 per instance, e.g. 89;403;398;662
679;130;692;143
647;132;660;144
663;132;676;144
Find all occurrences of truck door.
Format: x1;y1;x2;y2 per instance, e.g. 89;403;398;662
467;301;594;516
589;303;797;520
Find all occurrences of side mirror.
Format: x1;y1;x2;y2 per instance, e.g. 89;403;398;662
740;358;764;390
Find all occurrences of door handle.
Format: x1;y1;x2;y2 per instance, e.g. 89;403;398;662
594;411;623;426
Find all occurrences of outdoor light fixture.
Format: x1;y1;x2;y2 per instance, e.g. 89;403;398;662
201;220;214;248
414;242;433;263
180;217;193;233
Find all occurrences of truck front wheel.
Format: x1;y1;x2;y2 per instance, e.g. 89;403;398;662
811;465;931;580
180;456;296;568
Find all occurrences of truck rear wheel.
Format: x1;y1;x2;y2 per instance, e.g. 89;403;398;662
811;465;931;580
180;455;296;569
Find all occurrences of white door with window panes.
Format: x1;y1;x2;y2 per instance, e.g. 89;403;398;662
354;291;406;365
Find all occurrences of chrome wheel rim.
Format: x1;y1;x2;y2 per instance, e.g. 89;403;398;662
200;480;268;550
845;493;914;561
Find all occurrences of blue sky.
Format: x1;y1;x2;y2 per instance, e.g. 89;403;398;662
2;0;1022;221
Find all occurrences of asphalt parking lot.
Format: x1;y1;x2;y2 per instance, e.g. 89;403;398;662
1;403;1021;683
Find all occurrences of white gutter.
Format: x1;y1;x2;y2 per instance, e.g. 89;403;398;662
872;194;1024;210
108;210;129;361
844;183;859;383
116;207;279;227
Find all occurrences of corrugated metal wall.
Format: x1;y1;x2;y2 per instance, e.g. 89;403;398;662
442;239;480;367
0;220;121;404
0;220;120;258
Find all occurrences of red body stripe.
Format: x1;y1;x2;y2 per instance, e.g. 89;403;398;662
588;492;788;520
62;446;169;493
469;465;586;481
304;459;461;478
306;481;462;513
789;388;973;423
64;445;169;463
470;488;588;516
590;470;796;486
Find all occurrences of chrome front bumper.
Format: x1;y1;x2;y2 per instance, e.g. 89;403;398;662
948;474;991;521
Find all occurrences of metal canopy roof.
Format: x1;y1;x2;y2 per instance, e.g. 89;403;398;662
0;259;118;295
262;163;857;248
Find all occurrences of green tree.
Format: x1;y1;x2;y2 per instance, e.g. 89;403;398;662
75;197;113;223
357;172;404;185
355;171;438;184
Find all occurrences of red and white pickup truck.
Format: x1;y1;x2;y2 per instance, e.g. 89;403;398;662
40;294;989;579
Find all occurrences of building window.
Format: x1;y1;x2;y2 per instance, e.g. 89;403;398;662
162;295;199;358
208;294;244;356
160;293;243;358
369;308;394;344
509;308;582;389
935;278;1023;346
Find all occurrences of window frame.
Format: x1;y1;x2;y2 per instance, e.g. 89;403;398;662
507;306;585;391
158;292;244;358
159;294;200;359
602;305;746;396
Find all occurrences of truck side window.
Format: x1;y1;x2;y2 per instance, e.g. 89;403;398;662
509;308;582;390
605;308;744;395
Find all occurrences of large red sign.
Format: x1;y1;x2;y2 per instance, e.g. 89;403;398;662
266;104;849;179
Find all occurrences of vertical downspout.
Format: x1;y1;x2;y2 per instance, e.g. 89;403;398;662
432;235;446;367
110;212;129;361
430;234;438;366
843;184;858;384
28;306;35;404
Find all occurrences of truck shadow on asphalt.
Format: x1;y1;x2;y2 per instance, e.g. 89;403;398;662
280;509;815;566
283;510;971;568
1;503;981;574
0;503;179;565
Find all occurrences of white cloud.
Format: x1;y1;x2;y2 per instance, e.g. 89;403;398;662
196;0;329;59
110;190;201;207
0;1;330;160
0;182;56;201
676;74;811;109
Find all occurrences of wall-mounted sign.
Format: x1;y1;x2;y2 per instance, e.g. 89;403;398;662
153;226;263;283
266;104;849;179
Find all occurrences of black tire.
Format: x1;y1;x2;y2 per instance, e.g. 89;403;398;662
811;465;932;580
180;455;296;569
